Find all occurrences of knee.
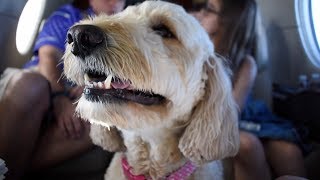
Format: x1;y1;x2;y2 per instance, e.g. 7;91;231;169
238;131;263;157
281;143;302;158
5;71;50;110
275;175;308;180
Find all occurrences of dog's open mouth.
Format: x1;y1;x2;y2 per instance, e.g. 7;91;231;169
83;70;166;105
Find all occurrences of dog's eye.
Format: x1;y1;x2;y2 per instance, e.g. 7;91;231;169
152;24;175;38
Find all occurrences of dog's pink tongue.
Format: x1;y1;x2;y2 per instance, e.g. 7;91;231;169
111;81;130;89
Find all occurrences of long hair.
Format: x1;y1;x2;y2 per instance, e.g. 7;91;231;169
218;0;268;74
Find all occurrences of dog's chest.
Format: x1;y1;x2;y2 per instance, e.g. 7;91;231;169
121;129;187;178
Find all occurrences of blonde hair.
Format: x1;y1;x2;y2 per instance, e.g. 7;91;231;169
218;0;268;73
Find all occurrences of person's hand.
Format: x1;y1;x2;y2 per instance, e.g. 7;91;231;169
68;86;84;99
53;95;85;139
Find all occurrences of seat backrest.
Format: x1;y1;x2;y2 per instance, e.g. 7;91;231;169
0;0;27;71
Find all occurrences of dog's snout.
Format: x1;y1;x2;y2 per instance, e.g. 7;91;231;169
67;25;105;57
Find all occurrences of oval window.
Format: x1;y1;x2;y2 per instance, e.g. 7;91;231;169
311;0;320;50
16;0;47;55
295;0;320;67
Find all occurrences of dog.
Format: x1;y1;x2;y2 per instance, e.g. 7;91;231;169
63;1;239;179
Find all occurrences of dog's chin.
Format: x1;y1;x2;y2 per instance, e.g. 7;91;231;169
82;69;166;106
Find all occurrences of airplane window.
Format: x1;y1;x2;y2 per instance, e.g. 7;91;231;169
295;0;320;68
311;0;320;50
16;0;46;55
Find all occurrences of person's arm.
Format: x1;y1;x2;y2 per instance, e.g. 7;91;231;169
232;55;257;111
38;45;85;139
38;45;64;92
34;5;88;138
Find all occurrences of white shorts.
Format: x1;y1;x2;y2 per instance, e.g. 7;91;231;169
0;68;21;101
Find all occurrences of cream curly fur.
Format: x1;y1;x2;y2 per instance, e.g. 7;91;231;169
63;1;239;179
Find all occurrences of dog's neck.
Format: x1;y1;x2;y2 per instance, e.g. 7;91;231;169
121;125;188;179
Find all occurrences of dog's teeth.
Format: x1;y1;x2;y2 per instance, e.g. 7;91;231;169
98;82;104;88
84;74;91;86
104;75;112;89
84;74;90;82
88;83;94;88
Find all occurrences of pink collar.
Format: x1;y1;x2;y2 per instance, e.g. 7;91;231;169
121;157;197;180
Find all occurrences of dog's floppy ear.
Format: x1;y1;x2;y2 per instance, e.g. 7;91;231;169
90;124;126;152
179;55;239;164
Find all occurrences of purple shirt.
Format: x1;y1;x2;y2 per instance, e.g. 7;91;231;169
24;4;94;68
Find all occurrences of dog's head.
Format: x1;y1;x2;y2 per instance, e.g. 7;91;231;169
64;1;239;164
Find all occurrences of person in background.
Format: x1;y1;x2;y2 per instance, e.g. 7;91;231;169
0;0;125;179
194;0;307;179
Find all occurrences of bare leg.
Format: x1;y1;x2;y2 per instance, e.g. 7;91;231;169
234;131;271;180
264;140;306;178
0;71;50;180
0;71;94;179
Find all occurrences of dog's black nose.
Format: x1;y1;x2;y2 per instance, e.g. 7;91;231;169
67;25;105;57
